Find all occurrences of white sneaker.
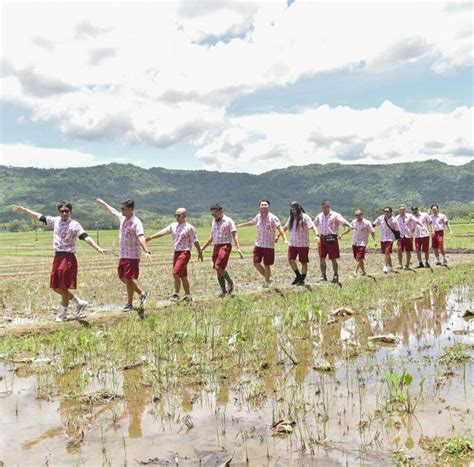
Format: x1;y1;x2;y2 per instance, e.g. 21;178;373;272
261;282;269;289
442;257;448;264
75;300;88;318
55;311;69;322
180;294;193;302
169;294;180;302
389;267;396;273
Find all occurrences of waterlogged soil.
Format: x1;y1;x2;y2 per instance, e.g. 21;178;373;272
0;287;473;465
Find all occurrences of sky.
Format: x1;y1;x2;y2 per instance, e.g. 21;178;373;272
0;1;473;173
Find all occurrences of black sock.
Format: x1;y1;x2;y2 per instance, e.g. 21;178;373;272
218;277;226;293
294;269;301;278
223;272;232;284
300;274;306;281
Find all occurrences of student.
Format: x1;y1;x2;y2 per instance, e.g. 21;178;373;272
411;206;432;268
14;202;104;321
278;201;318;286
341;210;376;275
201;204;243;297
430;204;453;265
237;200;288;288
395;204;418;270
96;198;150;311
146;208;202;302
373;207;399;273
313;200;351;283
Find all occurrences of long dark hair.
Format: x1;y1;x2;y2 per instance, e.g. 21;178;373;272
289;201;305;230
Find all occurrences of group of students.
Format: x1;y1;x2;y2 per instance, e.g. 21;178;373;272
14;198;451;321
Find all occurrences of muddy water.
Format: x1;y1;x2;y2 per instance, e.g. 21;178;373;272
0;287;473;466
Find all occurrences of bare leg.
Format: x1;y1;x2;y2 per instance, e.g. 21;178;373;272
397;250;403;268
320;258;327;276
288;259;298;272
173;274;181;294
301;263;308;275
358;259;365;273
264;265;271;282
254;262;266;278
53;288;69;307
330;259;338;275
181;277;190;295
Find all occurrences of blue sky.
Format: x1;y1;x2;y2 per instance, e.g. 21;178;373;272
1;2;472;172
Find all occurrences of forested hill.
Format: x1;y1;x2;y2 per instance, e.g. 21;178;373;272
1;160;473;229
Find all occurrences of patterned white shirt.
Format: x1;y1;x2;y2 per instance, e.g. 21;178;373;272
113;209;145;259
430;213;448;232
313;210;349;235
395;213;417;239
45;216;85;253
161;221;198;251
211;215;236;244
373;215;399;242
284;213;314;247
350;218;374;246
413;212;432;238
252;212;280;249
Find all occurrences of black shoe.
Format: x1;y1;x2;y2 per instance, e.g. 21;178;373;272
122;303;133;312
296;280;305;286
331;275;339;283
291;277;300;285
415;263;424;269
425;262;430;268
318;275;327;282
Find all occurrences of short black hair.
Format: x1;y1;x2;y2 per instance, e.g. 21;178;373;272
321;200;330;206
431;204;439;210
383;206;392;213
121;199;135;209
210;203;223;211
57;201;72;211
260;199;270;206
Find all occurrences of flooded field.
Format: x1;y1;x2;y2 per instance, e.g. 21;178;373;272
1;273;473;465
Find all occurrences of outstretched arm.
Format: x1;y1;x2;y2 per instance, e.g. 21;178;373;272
236;219;256;228
14;205;43;220
145;228;169;242
82;235;105;254
96;198;117;217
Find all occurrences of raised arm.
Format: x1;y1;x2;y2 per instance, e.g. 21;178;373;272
14;205;43;220
145;227;170;242
96;198;117;217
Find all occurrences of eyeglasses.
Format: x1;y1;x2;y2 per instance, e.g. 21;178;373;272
59;209;70;213
175;214;183;217
383;210;390;213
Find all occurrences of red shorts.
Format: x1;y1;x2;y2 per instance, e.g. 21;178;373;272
288;246;309;263
319;237;340;260
397;237;413;253
415;237;430;253
432;231;444;249
118;258;140;280
212;244;232;270
173;250;191;277
380;241;393;254
50;253;78;289
253;246;275;266
352;245;366;260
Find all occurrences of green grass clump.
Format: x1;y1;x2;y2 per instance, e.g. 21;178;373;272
420;435;473;461
438;343;472;365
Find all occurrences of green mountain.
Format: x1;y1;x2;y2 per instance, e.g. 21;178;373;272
1;160;473;230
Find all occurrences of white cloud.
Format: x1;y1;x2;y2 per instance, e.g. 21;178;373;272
196;102;473;172
0;2;472;171
0;144;97;168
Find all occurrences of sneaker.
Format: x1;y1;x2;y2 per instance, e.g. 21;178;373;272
435;260;442;266
180;294;193;302
389;267;396;273
331;274;339;283
425;262;430;268
415;263;424;269
296;279;305;286
318;275;327;282
75;300;88;318
291;276;300;285
169;293;180;302
397;266;403;270
403;266;410;270
227;282;235;295
261;282;270;289
217;290;227;298
55;311;69;322
139;292;149;306
122;303;133;312
442;258;448;265
383;265;388;273
359;271;366;276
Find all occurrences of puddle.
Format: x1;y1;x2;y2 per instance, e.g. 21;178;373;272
0;287;473;465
